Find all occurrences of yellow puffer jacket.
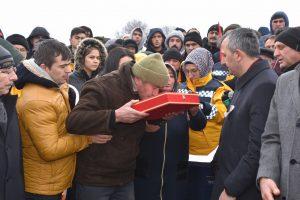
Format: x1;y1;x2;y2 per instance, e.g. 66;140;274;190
185;73;232;155
17;83;90;195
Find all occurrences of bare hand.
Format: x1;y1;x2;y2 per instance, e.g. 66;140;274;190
145;121;160;133
115;100;149;123
188;105;199;116
61;190;67;200
219;189;236;200
162;111;183;120
0;73;13;95
89;134;113;144
259;178;280;200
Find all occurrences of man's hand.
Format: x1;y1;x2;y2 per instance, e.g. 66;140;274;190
219;189;236;200
145;121;160;133
89;135;113;144
115;100;149;123
259;178;280;200
188;105;199;116
0;72;13;95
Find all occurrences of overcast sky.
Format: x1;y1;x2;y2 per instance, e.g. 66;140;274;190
1;0;299;44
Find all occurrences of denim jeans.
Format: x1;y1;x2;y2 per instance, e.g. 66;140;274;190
75;181;134;200
25;192;61;200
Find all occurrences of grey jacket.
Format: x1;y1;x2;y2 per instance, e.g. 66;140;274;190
257;64;300;200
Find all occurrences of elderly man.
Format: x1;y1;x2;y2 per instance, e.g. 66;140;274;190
257;27;300;200
66;53;170;200
212;28;277;200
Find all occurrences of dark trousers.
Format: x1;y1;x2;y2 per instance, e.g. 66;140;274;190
187;162;214;200
75;181;134;200
25;192;61;200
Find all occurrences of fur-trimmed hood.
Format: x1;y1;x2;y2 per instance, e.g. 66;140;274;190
74;38;107;71
130;27;146;52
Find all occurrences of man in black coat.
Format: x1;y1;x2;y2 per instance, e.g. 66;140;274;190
211;28;278;200
0;45;24;200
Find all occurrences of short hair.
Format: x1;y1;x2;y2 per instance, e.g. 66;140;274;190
220;28;260;57
103;47;135;74
80;26;93;37
224;24;241;34
34;39;71;67
70;27;86;38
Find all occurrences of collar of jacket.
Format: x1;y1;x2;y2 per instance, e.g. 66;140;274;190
15;59;58;89
186;72;213;92
235;58;269;91
282;61;300;74
77;68;99;81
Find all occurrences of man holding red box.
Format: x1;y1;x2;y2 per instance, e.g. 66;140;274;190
66;53;170;200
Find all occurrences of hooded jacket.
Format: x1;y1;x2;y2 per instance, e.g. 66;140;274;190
15;59;90;195
270;11;289;34
130;27;146;52
165;30;185;54
135;64;207;200
69;38;107;92
181;48;232;155
146;28;166;54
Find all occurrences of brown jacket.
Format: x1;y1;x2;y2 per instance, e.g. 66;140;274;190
66;62;146;187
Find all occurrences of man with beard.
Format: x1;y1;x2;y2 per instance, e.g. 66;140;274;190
146;28;166;54
204;24;223;63
165;30;185;54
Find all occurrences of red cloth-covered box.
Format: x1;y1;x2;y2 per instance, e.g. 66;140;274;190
132;92;200;120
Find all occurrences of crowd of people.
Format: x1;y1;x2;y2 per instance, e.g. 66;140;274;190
0;10;300;200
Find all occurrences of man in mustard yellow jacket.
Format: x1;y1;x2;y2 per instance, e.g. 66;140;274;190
15;39;106;200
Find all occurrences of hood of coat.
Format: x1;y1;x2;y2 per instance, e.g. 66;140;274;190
74;38;107;71
145;28;166;54
130;27;146;52
15;59;58;89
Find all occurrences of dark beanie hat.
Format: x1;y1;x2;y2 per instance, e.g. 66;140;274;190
0;45;14;69
184;32;202;46
163;48;183;62
6;34;30;51
275;27;300;52
123;39;138;53
207;24;223;35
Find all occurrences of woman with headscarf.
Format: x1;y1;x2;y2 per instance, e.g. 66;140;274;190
180;47;232;199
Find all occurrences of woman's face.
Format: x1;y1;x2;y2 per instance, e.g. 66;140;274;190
162;68;175;92
84;48;100;73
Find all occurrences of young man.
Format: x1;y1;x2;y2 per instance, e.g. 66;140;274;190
15;39;105;200
131;27;146;52
165;30;185;54
146;28;166;54
69;27;87;61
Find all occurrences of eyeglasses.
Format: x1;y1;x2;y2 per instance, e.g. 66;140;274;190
0;67;16;75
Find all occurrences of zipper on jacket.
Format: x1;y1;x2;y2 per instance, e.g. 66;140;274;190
160;123;168;200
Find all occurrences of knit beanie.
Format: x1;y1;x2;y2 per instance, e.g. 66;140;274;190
123;39;138;53
6;34;30;51
0;39;23;66
132;53;169;87
0;45;14;69
184;32;202;46
163;48;183;62
182;47;214;78
275;27;300;52
165;30;184;48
